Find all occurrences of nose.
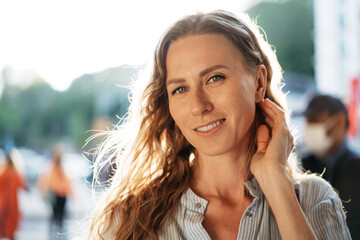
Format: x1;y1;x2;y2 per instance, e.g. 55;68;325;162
190;89;214;116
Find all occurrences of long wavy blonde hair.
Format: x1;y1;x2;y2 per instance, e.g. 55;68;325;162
89;10;300;239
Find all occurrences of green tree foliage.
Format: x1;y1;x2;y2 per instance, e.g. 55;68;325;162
247;0;314;76
0;66;138;150
0;96;20;139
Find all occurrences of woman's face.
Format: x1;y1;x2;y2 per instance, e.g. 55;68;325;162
166;33;265;158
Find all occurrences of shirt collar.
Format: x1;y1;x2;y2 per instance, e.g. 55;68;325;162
180;187;208;214
244;177;263;198
180;177;262;213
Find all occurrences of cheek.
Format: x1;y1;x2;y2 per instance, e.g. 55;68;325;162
169;101;194;142
226;92;256;125
221;87;255;110
168;99;176;118
169;101;184;128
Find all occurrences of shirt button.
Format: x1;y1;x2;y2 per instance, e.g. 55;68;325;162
246;212;253;217
195;203;201;209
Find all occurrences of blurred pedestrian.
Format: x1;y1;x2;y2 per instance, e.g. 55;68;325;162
302;94;360;238
0;153;27;240
37;146;73;237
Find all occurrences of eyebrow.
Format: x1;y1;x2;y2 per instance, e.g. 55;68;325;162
166;64;230;87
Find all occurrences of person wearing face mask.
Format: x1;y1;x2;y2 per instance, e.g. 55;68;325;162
302;94;360;239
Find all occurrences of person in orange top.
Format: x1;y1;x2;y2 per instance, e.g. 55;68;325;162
37;147;73;235
0;153;27;240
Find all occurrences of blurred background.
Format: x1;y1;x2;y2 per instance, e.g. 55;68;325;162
0;0;359;239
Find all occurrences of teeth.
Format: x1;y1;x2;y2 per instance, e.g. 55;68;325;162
196;120;224;132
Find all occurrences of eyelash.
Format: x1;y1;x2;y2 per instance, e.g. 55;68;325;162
208;74;225;83
171;87;187;95
170;74;225;95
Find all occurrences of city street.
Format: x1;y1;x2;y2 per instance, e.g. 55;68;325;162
15;173;95;240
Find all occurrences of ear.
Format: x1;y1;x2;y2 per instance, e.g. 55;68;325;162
255;65;267;103
329;113;347;137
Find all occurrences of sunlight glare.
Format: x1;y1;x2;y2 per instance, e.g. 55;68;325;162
0;0;254;91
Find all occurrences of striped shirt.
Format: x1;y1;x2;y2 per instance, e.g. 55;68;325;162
158;175;351;239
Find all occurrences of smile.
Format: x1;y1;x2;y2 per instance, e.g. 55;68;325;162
195;119;225;132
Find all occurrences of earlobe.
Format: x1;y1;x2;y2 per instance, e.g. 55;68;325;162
255;65;267;103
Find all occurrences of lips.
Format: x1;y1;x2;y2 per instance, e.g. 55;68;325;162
195;119;225;132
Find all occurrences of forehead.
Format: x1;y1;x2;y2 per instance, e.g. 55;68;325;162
165;34;245;77
306;111;331;123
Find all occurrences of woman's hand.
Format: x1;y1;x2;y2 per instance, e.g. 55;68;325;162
250;98;294;180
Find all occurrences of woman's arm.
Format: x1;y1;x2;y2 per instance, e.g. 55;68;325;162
251;99;317;240
257;167;316;240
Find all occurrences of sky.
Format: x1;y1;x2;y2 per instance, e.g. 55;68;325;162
0;0;259;91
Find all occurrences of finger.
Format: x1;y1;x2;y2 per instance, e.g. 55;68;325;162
258;98;285;120
258;99;287;129
256;124;270;153
264;116;274;128
258;101;276;123
259;108;275;128
264;98;285;113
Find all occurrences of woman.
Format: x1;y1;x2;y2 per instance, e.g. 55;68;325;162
89;10;350;239
0;153;27;240
37;146;73;235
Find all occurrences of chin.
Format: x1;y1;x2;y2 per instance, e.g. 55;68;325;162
195;143;233;157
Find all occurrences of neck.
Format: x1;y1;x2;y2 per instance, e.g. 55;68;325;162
190;149;249;200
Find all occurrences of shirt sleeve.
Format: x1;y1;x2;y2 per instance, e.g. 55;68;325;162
307;196;351;239
298;175;352;239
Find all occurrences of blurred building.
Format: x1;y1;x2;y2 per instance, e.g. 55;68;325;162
314;0;360;143
314;0;360;99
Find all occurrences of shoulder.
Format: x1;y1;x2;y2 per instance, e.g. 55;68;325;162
335;149;360;177
296;174;339;211
340;149;360;166
90;205;123;239
295;174;351;238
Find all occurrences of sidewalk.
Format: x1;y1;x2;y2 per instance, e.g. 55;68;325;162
15;177;95;240
17;217;83;240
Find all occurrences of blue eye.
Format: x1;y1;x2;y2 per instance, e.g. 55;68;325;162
208;75;224;83
172;86;187;95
